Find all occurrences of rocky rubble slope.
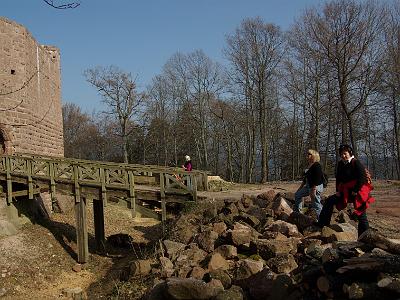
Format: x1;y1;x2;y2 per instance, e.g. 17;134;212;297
127;190;400;300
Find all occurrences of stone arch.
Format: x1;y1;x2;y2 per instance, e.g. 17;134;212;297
0;125;13;155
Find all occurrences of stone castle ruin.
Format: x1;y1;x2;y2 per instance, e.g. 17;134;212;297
0;17;64;157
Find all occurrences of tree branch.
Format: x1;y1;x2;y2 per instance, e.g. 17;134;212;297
43;0;80;9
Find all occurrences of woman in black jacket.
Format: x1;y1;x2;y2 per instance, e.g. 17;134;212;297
294;149;324;218
318;144;374;236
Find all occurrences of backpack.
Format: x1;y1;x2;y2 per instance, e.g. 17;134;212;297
351;159;372;185
322;172;329;188
365;168;372;185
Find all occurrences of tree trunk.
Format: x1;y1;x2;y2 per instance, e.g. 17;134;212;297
123;135;128;163
315;80;320;151
227;137;233;182
392;91;400;179
291;102;297;181
260;96;268;183
347;113;358;157
200;120;209;169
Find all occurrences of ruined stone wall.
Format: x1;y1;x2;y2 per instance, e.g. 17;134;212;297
0;17;64;157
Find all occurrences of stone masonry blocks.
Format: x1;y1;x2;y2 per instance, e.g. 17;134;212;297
0;17;64;157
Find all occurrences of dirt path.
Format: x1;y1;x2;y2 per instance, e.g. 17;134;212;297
0;180;399;299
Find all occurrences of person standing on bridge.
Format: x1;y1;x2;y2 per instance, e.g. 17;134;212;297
182;155;192;171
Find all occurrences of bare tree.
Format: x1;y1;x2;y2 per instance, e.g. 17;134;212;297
145;74;176;166
285;13;342;177
84;66;144;163
210;98;243;181
156;51;225;170
185;50;225;169
62;103;90;158
62;103;125;162
380;0;400;178
225;17;284;183
301;0;383;155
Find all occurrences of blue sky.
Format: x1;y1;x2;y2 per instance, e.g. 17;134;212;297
2;0;326;112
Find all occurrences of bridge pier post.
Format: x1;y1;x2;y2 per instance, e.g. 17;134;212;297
192;175;197;202
75;196;89;263
93;198;105;253
203;173;208;191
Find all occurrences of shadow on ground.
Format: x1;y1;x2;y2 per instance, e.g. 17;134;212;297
85;222;163;299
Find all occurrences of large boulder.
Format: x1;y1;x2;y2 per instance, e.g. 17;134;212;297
213;285;244;300
264;220;302;237
166;278;224;300
189;266;206;280
305;243;333;260
221;202;239;216
266;254;298;274
204;253;230;271
169;214;201;244
159;256;174;278
358;229;400;255
129;259;152;277
163;240;186;261
246;206;268;224
255;189;278;208
241;194;254;209
196;230;219;252
233;212;261;228
235;259;264;280
228;223;255;247
250;274;298;300
213;222;228;235
175;244;208;268
271;197;293;221
254;238;299;260
321;226;357;242
214;244;238;259
261;231;288;240
206;269;232;289
234;267;276;299
321;247;340;264
287;212;314;232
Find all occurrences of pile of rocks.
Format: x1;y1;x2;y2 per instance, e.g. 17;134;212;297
140;190;400;300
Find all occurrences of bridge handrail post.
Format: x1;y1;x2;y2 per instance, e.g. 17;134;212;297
127;170;136;218
99;167;107;207
73;164;80;203
49;161;56;205
160;172;166;224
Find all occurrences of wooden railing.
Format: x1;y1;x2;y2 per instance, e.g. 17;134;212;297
5;154;208;191
0;154;208;206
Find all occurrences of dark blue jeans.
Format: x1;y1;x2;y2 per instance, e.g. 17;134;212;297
318;194;369;237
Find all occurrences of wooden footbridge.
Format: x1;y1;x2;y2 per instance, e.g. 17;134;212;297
0;154;208;263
